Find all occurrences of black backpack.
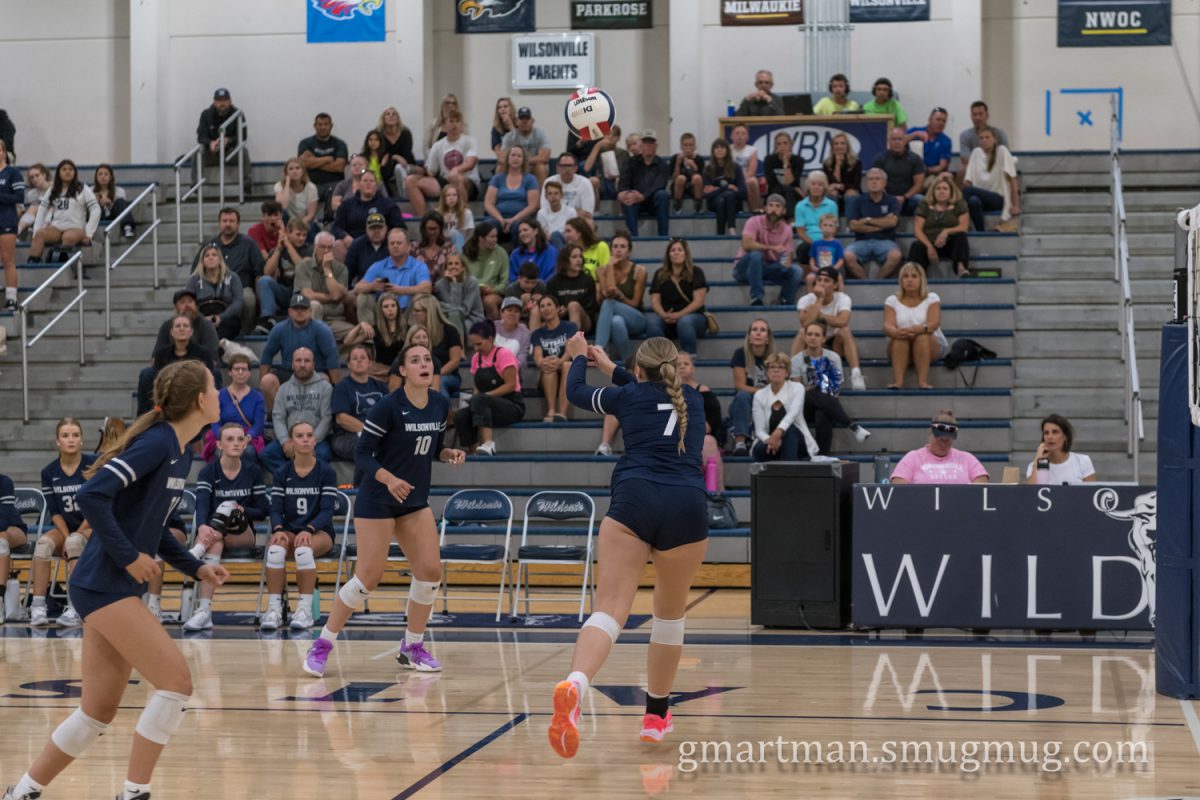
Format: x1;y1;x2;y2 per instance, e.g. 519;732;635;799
943;338;997;387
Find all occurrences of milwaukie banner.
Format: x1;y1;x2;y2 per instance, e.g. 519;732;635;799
849;0;930;23
571;1;652;29
1058;0;1172;46
720;0;804;26
851;485;1156;630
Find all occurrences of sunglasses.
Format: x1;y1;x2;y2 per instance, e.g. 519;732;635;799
931;107;948;116
931;422;959;439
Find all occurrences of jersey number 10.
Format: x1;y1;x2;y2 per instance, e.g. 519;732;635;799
414;435;432;455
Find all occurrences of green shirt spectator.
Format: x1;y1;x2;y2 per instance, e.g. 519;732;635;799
863;77;908;128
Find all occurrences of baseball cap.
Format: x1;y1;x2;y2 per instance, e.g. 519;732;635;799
289;292;311;309
173;288;198;304
640;129;658;141
501;296;524;310
816;267;840;283
213;88;231;100
365;212;387;228
766;193;787;208
517;106;533;119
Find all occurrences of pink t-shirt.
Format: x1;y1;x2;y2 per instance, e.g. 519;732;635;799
891;446;988;484
472;345;521;393
735;214;793;263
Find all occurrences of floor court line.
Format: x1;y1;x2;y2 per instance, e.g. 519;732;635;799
685;588;718;612
390;712;529;800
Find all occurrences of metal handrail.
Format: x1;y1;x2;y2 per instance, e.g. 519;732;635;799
174;144;205;266
218;109;247;208
103;182;161;339
20;253;86;422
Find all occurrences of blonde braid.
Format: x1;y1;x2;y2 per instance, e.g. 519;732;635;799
637;337;688;454
658;360;688;454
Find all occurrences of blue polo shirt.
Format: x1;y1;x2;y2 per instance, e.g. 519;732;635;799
909;127;953;170
794;196;839;240
848;192;900;241
362;255;431;310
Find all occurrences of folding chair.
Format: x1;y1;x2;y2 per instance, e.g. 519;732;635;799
512;491;596;621
438;489;514;621
12;488;48;617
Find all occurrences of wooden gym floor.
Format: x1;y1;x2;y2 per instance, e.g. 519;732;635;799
0;589;1197;799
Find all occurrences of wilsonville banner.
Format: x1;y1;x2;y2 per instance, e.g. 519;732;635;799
306;0;385;43
512;33;596;90
456;0;535;34
720;0;804;26
1058;0;1172;46
849;0;930;23
572;1;652;29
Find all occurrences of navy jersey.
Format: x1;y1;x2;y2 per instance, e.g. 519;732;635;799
566;357;705;491
73;422;204;594
356;389;449;512
195;459;269;527
0;165;25;228
270;460;338;535
41;454;98;531
0;474;28;533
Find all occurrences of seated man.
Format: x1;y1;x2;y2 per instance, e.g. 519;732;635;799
344;213;390;286
136;289;223;418
330;344;387;463
352;226;432;330
197;88;248;168
813;73;860;115
734;193;800;306
617;130;671;237
908;107;953;187
405;109;480;217
872;127;925;215
536;181;577;250
259;295;342;411
261;348;335;476
541;152;594;223
246;200;285;261
793;267;866;390
844;168;902;280
670;133;705;213
293;231;359;348
298;112;349;218
890;410;990;485
331;153;390;216
959;101;1010;173
193;206;265;334
255;216;312;332
501;107;552;185
736;70;785;116
502;261;548;329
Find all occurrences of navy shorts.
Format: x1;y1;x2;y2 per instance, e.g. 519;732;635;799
69;583;143;621
606;480;708;551
0;225;16;236
354;486;429;520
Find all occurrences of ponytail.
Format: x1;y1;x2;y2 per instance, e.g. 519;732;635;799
659;360;689;454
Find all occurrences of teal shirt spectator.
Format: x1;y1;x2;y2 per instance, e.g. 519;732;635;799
794;196;839;240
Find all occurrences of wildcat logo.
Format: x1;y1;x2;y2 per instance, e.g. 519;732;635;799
310;0;382;21
1094;488;1156;626
458;0;527;21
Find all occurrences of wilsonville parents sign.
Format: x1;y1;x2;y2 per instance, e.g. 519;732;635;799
512;33;596;90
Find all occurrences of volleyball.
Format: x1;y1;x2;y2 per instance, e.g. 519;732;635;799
564;87;616;142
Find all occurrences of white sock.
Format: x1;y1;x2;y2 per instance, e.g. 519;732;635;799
13;772;44;798
320;626;338;643
146;594;161;611
124;779;151;798
404;630;424;647
268;594;281;611
188;543;206;559
568;670;590;701
5;287;17;302
299;594;312;612
851;367;862;376
198;598;212;611
31;596;46;608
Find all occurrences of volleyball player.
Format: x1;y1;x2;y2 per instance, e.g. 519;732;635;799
3;360;229;800
181;423;269;630
303;343;465;678
547;333;707;759
33;417;97;627
262;421;339;632
0;472;29;623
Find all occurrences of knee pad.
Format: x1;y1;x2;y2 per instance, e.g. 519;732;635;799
337;575;371;610
266;544;287;570
0;538;8;557
582;611;622;643
649;615;686;646
34;535;58;560
202;553;221;568
134;690;190;746
51;707;109;758
294;545;316;571
408;578;439;606
65;532;87;560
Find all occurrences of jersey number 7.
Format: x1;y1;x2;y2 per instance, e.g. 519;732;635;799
656;404;679;437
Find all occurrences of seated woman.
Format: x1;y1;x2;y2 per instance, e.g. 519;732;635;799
594;230;647;363
531;294;579;422
17;162;50;239
546;244;599;334
703;139;746;236
1026;414;1096;484
369;294;406;380
909;174;970;278
274;158;319;234
454;320;525;456
90;163;134;238
388;324;443;394
508;219;558;284
791;320;871;455
463;222;509;319
406;293;465;401
645;238;709;355
203;353;266;462
262;420;339;632
186;243;245;340
183;423;270;631
437;184;475;251
30;418;93;626
434;251;485;335
963;126;1020;232
29;159;100;262
729;318;775;456
414;210;456;284
0;472;28;624
823;132;861;214
751;353;820;462
483;145;540;244
563;217;610;279
883;263;947;390
138;315;221;414
763;131;805;217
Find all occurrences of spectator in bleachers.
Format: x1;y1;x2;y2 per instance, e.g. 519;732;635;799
377;106;416;197
454;320;524;455
594;230;647;362
564;217;609;279
735;193;799;306
547;243;598;334
883;262;947;390
495;296;532;364
491;97;518;161
407;109;480;217
434;251;484;334
910;175;970;278
764;132;804;217
261;348;334;474
1026;414;1097;484
28;420;86;626
729;318;774;456
703;138;747;236
736;70;785;116
256;217;312;333
793;171;838;279
813;73;860;115
414;211;456;283
353;227;431;328
17;162;49;240
959;101;1010;173
388;324;444;393
792;320;871;454
332;154;391;218
670;133;705;214
844;168;901;280
502;107;552;185
274;158;319;232
330;344;387;463
28;159;99;263
197;87;245;167
90;163;134;238
619;129;672;237
585;125;629;210
863;77;909;127
532;294;578;422
823;132;861;211
344;212;389;285
247;200;285;260
293;231;357;348
795;267;867;390
437;184;475;251
546;152;596;223
890;410;989;484
484;145;541;244
187;244;244;340
463;222;509;319
137;314;222;414
158;287;220;355
407;293;465;401
259;294;341;411
909;107;953;186
298;112;349;216
963;127;1020;232
806;213;846;291
874;127;925;215
504;260;549;329
0;141;21;309
203;353;266;462
371;294;405;379
751;352;820;462
730;123;762;214
332;170;403;263
425;93;461;152
195;207;265;334
646;238;708;354
537;182;577;249
508;220;558;283
360;129;387;186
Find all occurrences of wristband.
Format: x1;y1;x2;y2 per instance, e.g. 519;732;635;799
273;525;286;533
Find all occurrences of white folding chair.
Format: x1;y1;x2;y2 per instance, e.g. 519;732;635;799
512;491;596;621
438;489;514;621
12;488;48;616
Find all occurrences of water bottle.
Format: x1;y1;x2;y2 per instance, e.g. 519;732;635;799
4;577;20;621
873;450;891;484
726;99;736;117
312;587;322;620
704;456;720;492
179;585;194;621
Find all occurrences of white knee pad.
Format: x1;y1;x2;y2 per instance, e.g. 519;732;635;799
202;553;221;567
582;611;622;643
408;578;439;606
135;690;190;746
649;615;686;646
0;538;9;557
50;707;109;758
65;532;87;560
294;545;316;571
337;575;371;610
34;535;57;560
266;544;287;569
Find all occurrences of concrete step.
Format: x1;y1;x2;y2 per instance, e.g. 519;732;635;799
1016;152;1200;175
1023;170;1200;191
1020;211;1182;236
1019;232;1174;257
1015;357;1160;388
1022;189;1200;213
1013;332;1160;359
1013;387;1158;420
1016;254;1174;280
1015;279;1170;305
1080;452;1157;484
1015;304;1171;331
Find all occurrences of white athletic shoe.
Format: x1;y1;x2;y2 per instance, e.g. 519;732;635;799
851;424;872;443
56;607;82;627
595;442;613;456
475;440;497;456
260;608;283;631
289;605;314;630
29;604;49;627
182;606;213;631
4;786;42;800
850;369;866;391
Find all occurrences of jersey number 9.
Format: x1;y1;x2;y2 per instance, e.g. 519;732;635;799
297;497;308;515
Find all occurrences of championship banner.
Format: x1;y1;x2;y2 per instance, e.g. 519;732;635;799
720;0;804;26
1057;0;1172;46
849;0;930;23
511;33;595;90
720;115;891;175
306;0;385;43
571;1;652;29
456;0;536;34
851;485;1157;630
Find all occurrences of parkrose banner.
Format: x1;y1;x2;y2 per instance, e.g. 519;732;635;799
572;1;652;29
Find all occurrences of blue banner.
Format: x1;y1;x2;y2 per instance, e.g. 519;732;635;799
456;0;536;33
849;0;930;23
1058;0;1172;46
721;115;891;175
306;0;386;43
851;485;1157;630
